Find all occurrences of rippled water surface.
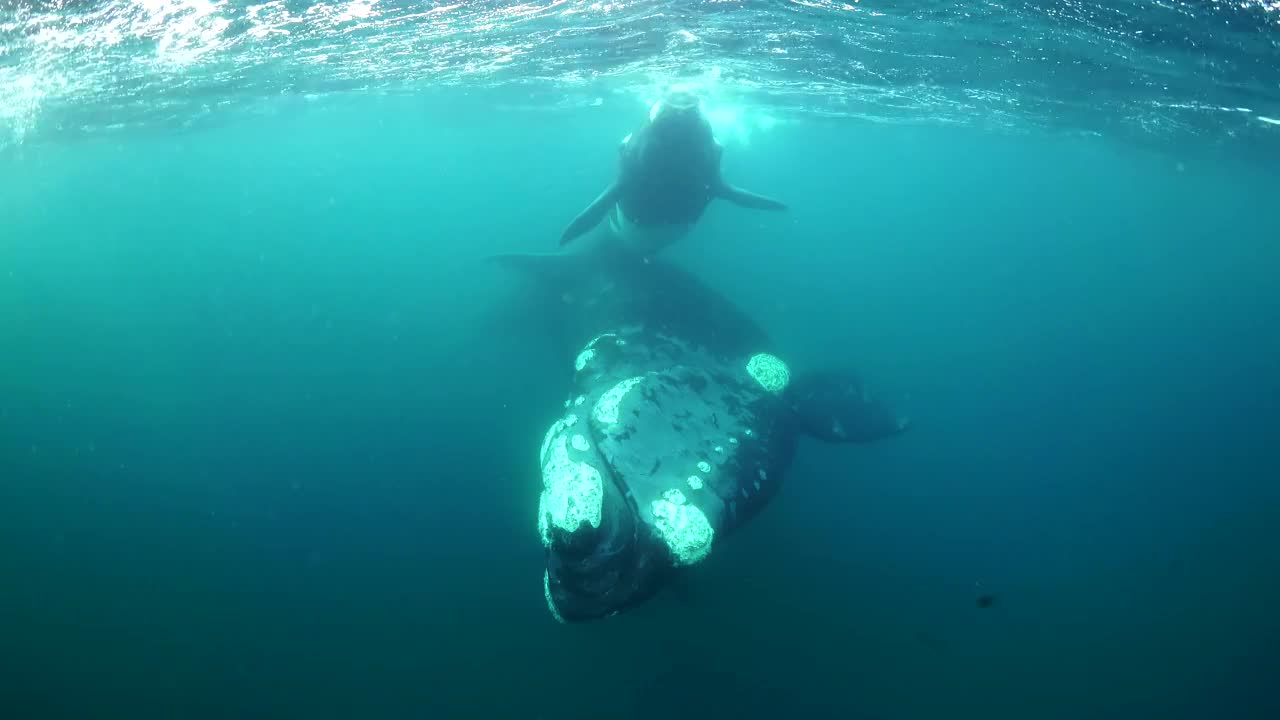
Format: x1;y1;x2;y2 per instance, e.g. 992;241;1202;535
2;0;1279;152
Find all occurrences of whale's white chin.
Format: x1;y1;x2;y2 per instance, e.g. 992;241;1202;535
606;205;691;257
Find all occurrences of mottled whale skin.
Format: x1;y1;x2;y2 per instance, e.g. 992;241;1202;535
490;249;908;623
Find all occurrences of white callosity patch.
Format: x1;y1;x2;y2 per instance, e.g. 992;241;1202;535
540;414;578;467
537;490;551;546
574;395;585;406
650;488;714;567
746;353;791;393
696;460;711;473
537;420;603;547
593;376;645;424
571;434;590;452
574;332;619;373
543;570;565;624
687;475;704;490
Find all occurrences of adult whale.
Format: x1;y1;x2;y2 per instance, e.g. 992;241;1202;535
489;248;910;623
558;89;788;257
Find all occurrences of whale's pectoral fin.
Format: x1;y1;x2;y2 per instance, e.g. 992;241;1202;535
786;369;910;444
715;182;788;211
561;182;623;247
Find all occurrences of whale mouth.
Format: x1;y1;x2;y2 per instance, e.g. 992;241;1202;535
543;459;660;623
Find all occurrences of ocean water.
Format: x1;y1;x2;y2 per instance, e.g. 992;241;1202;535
2;2;1279;718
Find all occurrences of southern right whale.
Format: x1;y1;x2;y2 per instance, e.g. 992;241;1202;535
488;247;910;622
558;89;788;258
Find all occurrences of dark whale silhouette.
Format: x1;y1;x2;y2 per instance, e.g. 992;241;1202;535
489;247;909;622
559;89;787;257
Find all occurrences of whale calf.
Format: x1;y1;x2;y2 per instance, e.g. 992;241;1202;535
559;89;788;258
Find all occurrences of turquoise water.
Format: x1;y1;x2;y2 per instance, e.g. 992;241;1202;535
3;2;1280;718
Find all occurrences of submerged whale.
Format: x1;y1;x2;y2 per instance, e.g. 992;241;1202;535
559;89;788;257
490;248;909;622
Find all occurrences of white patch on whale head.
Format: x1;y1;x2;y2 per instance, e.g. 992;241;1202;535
540;414;578;466
594;376;645;424
746;353;790;393
538;434;604;547
651;488;714;567
585;332;616;349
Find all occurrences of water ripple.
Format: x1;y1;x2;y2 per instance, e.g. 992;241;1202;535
1;0;1277;151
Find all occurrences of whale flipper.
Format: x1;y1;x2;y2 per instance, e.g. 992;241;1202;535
716;182;788;211
787;369;911;444
561;182;623;246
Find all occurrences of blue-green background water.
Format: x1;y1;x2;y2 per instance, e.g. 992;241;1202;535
3;1;1280;718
